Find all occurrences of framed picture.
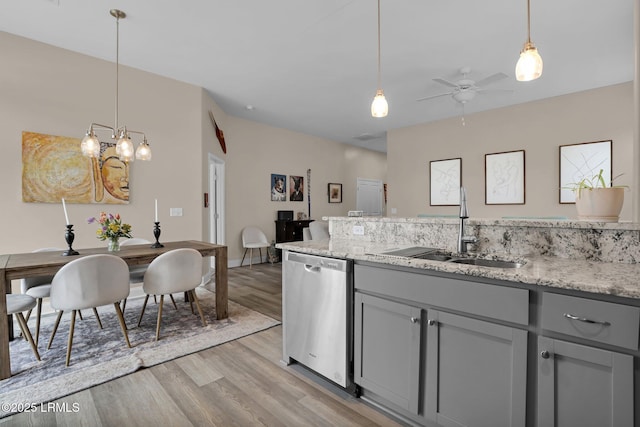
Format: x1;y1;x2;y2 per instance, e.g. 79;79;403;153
328;183;342;203
289;175;304;201
429;158;461;206
271;173;286;201
485;150;525;205
559;140;612;204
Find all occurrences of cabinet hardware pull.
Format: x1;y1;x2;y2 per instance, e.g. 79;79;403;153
427;319;436;326
410;317;419;323
540;350;550;359
563;312;611;326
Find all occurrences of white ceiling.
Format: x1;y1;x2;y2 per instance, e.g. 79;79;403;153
0;0;634;153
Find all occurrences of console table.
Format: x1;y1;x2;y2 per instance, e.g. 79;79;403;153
275;219;314;244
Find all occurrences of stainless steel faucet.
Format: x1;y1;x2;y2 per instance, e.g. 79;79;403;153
457;187;477;253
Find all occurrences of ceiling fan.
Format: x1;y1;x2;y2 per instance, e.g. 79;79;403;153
416;67;510;105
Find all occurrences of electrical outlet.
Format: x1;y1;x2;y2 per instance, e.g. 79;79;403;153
170;208;183;217
352;225;364;235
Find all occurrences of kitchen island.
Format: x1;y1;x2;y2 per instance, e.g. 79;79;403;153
278;217;640;427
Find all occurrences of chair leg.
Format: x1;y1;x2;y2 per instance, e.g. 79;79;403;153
259;248;263;264
188;292;194;314
241;248;248;266
121;298;127;316
93;307;103;329
169;294;178;310
190;290;207;327
153;295;157;304
15;313;40;361
78;310;83;321
137;295;151;327
65;310;77;367
155;295;165;341
25;308;33;323
249;248;253;268
114;303;131;348
47;310;64;350
35;298;42;347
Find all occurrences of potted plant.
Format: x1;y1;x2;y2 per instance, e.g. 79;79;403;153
566;169;627;222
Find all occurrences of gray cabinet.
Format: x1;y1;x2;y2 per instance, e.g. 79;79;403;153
537;336;633;427
424;310;528;427
353;292;421;413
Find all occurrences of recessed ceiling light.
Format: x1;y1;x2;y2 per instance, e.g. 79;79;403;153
245;105;254;110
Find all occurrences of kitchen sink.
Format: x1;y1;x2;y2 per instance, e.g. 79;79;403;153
449;258;525;268
377;246;525;268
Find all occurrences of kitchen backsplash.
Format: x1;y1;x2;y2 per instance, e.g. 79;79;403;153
326;217;640;264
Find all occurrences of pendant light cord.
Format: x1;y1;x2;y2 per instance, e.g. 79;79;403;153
115;15;120;130
376;0;381;90
526;0;531;44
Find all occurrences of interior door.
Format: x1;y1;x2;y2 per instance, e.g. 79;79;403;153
356;178;383;216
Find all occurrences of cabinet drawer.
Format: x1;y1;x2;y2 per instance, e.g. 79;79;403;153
541;292;640;350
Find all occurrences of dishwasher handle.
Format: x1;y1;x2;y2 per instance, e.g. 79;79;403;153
304;264;321;273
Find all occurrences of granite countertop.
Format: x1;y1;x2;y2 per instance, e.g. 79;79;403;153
277;239;640;300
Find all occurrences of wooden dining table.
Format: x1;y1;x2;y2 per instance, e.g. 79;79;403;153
0;240;227;380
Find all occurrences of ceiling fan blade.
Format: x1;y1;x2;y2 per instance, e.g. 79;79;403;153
416;92;453;102
433;78;459;88
475;72;508;87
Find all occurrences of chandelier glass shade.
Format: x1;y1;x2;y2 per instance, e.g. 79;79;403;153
81;9;151;162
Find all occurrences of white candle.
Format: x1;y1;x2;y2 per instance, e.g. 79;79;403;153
62;198;70;225
155;199;158;222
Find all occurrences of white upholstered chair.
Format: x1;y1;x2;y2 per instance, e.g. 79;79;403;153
48;254;131;366
7;294;41;361
308;221;330;240
241;226;270;268
20;247;61;346
137;248;206;341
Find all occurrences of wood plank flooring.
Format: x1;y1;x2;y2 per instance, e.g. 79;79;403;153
1;263;401;426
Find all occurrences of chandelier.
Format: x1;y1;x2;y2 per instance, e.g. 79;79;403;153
81;9;151;162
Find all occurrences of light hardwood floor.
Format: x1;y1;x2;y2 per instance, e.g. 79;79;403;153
1;263;401;426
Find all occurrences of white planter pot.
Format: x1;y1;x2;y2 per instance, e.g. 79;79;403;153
574;188;624;222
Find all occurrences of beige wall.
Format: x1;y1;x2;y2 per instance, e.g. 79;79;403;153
219;116;386;264
0;31;387;267
387;83;634;220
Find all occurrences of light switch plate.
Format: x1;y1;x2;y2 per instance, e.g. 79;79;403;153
170;208;183;217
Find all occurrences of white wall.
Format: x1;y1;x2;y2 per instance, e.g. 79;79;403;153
387;83;634;220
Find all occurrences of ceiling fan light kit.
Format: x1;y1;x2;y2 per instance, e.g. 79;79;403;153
81;9;152;162
515;0;543;82
371;0;388;118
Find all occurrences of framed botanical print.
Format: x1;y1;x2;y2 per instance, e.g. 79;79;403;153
328;183;342;203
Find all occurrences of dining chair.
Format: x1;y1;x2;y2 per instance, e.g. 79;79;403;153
241;226;270;268
20;247;61;347
118;238;177;313
48;254;131;366
7;294;41;361
137;248;206;341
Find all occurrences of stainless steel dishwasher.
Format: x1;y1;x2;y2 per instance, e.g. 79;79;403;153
282;250;355;392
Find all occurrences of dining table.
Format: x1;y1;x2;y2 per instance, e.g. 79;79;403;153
0;240;227;380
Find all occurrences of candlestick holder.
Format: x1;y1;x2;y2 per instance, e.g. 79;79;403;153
62;224;79;256
151;222;164;248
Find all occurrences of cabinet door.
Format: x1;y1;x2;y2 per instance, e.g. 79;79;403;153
354;292;421;413
425;310;527;427
537;336;634;427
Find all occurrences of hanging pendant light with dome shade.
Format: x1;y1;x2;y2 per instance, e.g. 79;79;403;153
515;0;543;82
370;0;388;118
81;9;152;162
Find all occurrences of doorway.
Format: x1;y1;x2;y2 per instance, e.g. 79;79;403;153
356;178;383;216
208;153;226;270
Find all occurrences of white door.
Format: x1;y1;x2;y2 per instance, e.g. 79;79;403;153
208;154;225;269
356;178;383;216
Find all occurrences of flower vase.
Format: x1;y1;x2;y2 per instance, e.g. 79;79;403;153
108;238;120;252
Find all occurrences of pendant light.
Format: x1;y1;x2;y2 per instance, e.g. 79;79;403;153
371;0;388;117
515;0;543;82
81;9;152;162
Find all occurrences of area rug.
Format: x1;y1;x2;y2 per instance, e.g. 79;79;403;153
0;285;280;418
